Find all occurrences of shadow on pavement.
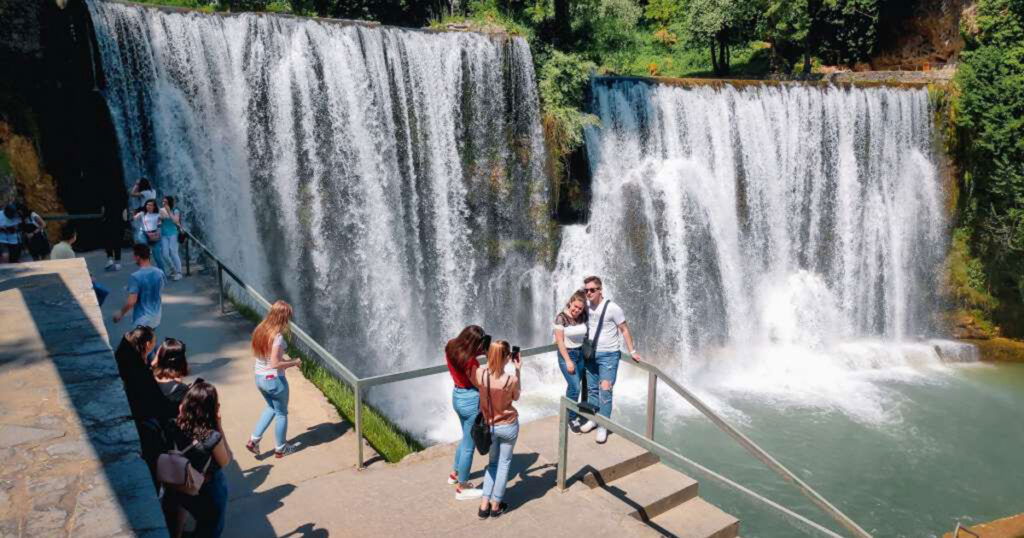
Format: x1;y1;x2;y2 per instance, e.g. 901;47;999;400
0;270;165;533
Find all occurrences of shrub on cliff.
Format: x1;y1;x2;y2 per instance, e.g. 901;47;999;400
953;0;1024;334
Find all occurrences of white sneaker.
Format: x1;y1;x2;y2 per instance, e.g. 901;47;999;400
455;487;482;500
447;472;458;485
579;420;597;433
595;427;608;444
172;273;182;281
105;259;114;269
113;263;121;271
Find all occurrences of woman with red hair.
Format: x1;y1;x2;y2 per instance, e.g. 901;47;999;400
246;300;301;458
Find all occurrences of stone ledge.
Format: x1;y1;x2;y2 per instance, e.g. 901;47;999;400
0;259;168;537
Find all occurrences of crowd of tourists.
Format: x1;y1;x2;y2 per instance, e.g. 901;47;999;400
112;249;300;537
445;275;641;519
1;177;183;279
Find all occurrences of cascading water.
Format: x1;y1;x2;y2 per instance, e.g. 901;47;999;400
87;0;975;441
554;78;975;423
87;1;553;375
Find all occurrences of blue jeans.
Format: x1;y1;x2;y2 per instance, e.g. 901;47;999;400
252;375;289;447
177;467;227;537
481;421;519;503
451;387;479;484
558;348;584;422
585;351;621;418
160;233;182;275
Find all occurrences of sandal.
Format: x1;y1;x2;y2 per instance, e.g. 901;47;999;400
245;439;260;455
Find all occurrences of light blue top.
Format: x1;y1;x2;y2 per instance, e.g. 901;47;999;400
128;265;166;327
160;208;180;236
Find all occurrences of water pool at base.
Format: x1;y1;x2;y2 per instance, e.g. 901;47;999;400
608;362;1024;537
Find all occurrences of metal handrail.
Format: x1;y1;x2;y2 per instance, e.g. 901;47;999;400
557;397;846;537
176;230;868;537
952;522;980;538
618;356;871;537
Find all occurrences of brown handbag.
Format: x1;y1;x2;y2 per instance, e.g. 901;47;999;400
156;440;211;496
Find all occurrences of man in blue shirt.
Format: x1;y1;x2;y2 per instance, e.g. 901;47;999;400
113;244;166;328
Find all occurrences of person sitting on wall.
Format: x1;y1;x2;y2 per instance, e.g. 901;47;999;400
51;223;111;306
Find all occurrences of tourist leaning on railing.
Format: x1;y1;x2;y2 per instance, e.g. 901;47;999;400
445;325;489;500
554;289;589;434
247;300;301;458
159;196;183;281
580;275;642;445
473;340;522;519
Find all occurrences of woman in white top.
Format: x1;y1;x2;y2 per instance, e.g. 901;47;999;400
553;289;588;433
134;199;165;272
246;300;301;458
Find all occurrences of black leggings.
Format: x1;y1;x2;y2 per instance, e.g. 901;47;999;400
104;222;123;261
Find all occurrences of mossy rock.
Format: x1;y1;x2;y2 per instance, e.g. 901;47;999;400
962;337;1024;362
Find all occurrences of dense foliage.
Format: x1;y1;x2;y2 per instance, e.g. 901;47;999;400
951;0;1024;334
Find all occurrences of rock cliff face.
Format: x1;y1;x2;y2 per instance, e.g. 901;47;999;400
875;0;977;69
0;0;124;248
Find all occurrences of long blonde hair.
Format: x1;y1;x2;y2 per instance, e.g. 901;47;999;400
252;300;292;357
485;340;511;376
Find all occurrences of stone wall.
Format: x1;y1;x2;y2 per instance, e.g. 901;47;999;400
0;259;167;537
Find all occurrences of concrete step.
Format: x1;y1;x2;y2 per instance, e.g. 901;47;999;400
650;497;741;538
596;462;699;522
514;415;658;489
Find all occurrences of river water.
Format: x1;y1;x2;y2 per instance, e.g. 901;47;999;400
86;3;1021;535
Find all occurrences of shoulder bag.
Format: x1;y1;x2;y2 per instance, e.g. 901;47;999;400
581;301;610;363
471;372;494;455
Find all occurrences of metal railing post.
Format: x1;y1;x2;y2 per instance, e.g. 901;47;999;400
184;236;190;276
557;397;569;491
355;383;364;469
217;262;225;314
646;371;657;440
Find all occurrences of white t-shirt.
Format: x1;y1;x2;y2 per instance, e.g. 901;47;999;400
140;212;160;232
586;299;626;353
255;334;285;377
553;322;588;349
51;241;75;260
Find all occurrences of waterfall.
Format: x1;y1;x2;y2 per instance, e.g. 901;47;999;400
87;0;552;382
553;78;966;421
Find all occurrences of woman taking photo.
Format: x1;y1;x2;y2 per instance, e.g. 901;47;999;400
170;380;232;538
159;196;183;281
554;290;588;433
473;340;521;519
445;325;488;500
247;300;300;458
152;338;189;418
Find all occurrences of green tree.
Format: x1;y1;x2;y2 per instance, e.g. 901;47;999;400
675;0;757;75
954;0;1024;332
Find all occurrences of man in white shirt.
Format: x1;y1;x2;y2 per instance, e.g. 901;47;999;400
578;275;642;444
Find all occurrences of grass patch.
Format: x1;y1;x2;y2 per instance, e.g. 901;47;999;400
228;300;423;463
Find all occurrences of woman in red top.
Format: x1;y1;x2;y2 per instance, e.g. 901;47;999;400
445;325;488;500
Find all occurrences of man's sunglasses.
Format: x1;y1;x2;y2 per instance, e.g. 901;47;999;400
584;287;601;294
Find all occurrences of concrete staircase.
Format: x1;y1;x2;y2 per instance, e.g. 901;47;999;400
562;421;740;538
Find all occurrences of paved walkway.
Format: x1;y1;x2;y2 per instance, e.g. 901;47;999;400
87;250;662;537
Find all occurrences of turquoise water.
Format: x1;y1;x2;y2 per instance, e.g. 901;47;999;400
615;363;1024;537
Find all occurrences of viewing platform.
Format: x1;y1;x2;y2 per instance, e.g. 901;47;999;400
80;250;741;537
